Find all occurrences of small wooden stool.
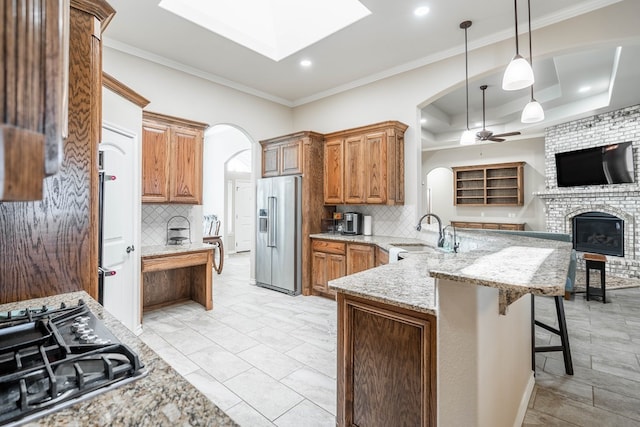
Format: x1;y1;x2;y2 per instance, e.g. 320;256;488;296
584;253;606;303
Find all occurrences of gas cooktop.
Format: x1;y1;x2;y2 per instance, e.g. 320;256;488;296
0;299;147;426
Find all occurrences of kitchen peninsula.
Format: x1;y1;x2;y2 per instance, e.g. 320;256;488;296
324;230;572;427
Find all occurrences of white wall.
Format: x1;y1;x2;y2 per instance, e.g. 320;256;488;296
422;137;546;230
203;125;252;236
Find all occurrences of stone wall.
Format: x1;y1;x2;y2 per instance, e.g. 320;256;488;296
536;104;640;279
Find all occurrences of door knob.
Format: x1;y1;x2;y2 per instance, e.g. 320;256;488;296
126;245;135;254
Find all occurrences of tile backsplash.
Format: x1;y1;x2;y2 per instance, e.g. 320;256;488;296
141;204;203;246
336;205;423;238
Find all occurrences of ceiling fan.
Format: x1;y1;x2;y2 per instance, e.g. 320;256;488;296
475;85;521;142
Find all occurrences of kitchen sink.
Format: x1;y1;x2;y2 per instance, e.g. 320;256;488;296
391;244;436;252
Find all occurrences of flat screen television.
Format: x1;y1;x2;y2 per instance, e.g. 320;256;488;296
555;141;635;187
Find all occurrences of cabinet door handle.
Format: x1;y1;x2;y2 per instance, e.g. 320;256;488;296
126;245;135;254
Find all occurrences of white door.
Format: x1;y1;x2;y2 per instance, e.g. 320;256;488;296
100;125;139;332
235;180;253;252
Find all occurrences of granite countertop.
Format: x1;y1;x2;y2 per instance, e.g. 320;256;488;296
142;243;214;258
309;233;427;251
0;291;238;427
317;230;572;315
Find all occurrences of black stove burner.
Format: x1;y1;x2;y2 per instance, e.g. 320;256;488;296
0;300;147;426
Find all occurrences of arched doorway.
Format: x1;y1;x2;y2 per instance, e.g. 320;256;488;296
202;124;253;254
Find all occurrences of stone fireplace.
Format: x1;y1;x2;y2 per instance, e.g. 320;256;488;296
534;104;640;279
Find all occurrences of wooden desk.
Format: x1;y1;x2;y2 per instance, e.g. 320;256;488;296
141;247;213;315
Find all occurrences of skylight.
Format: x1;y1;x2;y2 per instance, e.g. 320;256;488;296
158;0;371;62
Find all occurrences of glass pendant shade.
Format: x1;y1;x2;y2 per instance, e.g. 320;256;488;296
521;98;544;123
460;129;475;145
502;54;534;91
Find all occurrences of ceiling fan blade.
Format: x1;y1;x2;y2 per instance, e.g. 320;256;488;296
489;137;506;142
491;131;521;138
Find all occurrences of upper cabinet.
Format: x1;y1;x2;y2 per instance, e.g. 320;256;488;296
260;133;314;177
142;111;207;204
1;0;71;201
452;161;525;206
323;121;407;205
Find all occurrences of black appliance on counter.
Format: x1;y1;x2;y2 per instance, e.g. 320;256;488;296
0;300;147;426
342;212;363;235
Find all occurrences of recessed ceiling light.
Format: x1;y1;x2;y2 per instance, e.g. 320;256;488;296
300;59;312;67
578;86;592;93
158;0;371;61
475;121;483;127
414;6;430;17
420;118;427;124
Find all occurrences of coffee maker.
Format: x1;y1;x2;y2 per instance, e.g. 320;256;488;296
342;212;363;235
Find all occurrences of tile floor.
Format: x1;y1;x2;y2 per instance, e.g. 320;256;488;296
140;252;640;426
140;253;337;426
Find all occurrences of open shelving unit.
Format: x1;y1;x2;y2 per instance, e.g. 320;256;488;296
453;162;524;206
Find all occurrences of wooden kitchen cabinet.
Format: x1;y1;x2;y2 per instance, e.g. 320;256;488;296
346;243;375;275
260;137;304;177
453;162;524;206
312;239;346;298
324;138;344;204
376;246;389;266
142;111;207;204
311;239;378;298
337;293;437;427
324;121;407;205
344;135;366;204
0;1;116;302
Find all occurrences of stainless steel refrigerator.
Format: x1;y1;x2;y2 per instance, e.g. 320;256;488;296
256;175;302;295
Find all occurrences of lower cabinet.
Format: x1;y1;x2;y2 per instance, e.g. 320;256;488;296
375;247;389;266
337;293;437;427
311;239;377;298
346;243;375;275
312;240;346;298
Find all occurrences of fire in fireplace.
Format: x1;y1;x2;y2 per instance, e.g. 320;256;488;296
572;212;624;257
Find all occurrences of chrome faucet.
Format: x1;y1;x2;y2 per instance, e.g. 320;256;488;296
442;224;460;253
416;213;445;248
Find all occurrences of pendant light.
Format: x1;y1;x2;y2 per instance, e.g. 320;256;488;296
502;0;534;91
460;20;475;145
521;0;544;123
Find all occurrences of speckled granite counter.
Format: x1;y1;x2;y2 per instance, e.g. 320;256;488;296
317;230;572;315
142;243;214;257
0;291;238;427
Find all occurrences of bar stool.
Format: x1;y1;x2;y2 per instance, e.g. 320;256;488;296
584;253;606;303
531;295;574;375
203;220;224;274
